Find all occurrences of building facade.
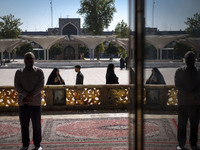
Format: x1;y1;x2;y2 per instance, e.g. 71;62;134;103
21;17;186;60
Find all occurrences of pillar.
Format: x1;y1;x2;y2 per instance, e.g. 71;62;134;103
1;52;3;62
90;49;92;60
8;52;11;61
90;49;94;60
160;48;162;60
157;49;159;60
44;49;46;60
47;49;49;60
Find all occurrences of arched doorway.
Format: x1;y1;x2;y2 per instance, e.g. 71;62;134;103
64;46;75;60
62;23;77;38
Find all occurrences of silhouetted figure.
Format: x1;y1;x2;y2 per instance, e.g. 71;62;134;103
120;57;125;70
146;67;166;84
75;65;84;85
14;52;44;150
175;51;200;150
46;68;65;85
106;63;119;84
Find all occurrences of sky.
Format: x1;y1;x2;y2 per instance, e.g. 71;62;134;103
0;0;199;32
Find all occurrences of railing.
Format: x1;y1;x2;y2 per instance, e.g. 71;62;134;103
0;85;178;111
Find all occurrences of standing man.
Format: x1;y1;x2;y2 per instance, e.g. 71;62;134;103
14;52;44;150
120;57;125;70
175;51;200;150
75;65;84;84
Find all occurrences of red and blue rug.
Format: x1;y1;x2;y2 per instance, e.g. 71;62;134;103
0;116;199;149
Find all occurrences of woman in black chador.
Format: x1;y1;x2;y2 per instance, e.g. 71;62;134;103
106;64;119;84
46;68;65;85
146;67;166;84
120;57;125;70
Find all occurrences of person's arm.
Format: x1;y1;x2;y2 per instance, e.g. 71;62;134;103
14;70;28;97
31;69;45;96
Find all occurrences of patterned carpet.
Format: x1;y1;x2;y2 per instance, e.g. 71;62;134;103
0;116;199;150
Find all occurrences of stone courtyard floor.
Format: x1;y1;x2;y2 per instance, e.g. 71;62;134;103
0;67;176;86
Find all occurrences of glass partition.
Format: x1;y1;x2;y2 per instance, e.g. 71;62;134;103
144;0;200;149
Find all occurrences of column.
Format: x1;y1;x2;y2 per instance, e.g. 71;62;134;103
91;49;94;60
47;49;49;60
90;49;92;60
160;48;162;60
44;49;46;60
157;49;159;60
8;52;11;61
1;52;3;62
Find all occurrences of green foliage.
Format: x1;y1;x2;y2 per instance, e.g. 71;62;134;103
105;42;119;55
49;44;62;59
95;43;105;53
95;42;105;60
79;44;89;59
173;42;194;59
16;43;33;57
118;47;127;59
185;12;200;37
77;0;116;35
114;20;129;38
79;44;89;55
0;14;22;39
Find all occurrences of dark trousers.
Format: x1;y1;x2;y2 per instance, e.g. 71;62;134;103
178;105;199;147
19;104;42;147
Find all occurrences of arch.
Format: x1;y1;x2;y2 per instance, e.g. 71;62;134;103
64;45;75;60
61;23;78;37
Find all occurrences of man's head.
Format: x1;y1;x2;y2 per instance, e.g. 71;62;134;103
184;51;196;68
24;52;35;69
75;65;81;72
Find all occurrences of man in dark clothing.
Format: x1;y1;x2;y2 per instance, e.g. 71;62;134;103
14;52;44;150
75;65;84;84
175;51;200;150
120;57;125;70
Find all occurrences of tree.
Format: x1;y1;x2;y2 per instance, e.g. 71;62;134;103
118;47;127;59
114;20;129;38
105;42;119;56
185;12;200;37
49;44;62;60
16;43;33;57
77;0;116;35
0;14;22;39
173;42;194;59
95;43;105;60
79;44;89;59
